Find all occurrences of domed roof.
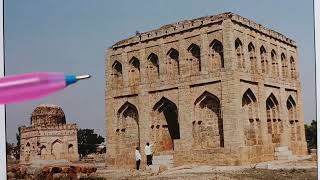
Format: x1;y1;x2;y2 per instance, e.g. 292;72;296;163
31;104;66;127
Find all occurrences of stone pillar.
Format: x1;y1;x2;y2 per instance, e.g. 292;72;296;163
139;48;148;84
174;85;192;162
221;20;244;161
122;52;129;88
105;97;117;167
201;32;210;74
279;87;289;147
138;90;150;168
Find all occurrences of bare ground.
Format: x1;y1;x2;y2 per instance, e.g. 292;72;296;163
94;158;317;180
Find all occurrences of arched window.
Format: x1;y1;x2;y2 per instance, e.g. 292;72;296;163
68;144;74;153
260;46;268;74
242;89;261;145
266;93;282;144
193;91;224;149
209;39;224;71
235;38;244;69
271;50;278;77
111;61;123;88
287;96;300;141
248;42;256;73
146;53;160;82
186;43;201;76
281;53;287;78
290;56;296;79
111;60;122;77
128;56;140;85
166;48;180;78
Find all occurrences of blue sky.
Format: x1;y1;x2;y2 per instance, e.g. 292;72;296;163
5;0;315;143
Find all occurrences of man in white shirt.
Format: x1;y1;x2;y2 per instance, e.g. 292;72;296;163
144;142;153;166
135;147;141;170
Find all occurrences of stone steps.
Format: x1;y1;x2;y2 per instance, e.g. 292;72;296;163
274;146;294;160
146;155;173;173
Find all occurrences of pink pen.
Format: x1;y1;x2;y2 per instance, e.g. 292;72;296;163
0;72;91;104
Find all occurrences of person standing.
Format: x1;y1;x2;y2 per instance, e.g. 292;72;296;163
144;142;153;166
135;147;141;170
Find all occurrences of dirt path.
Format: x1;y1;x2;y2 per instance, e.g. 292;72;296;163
95;159;317;180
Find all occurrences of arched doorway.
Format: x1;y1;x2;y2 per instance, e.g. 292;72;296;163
51;139;63;160
40;145;47;159
151;97;180;154
193;91;223;149
266;93;282;144
116;102;139;165
25;142;31;162
242;89;261;145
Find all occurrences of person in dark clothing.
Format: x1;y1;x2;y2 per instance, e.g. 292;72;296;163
144;142;153;166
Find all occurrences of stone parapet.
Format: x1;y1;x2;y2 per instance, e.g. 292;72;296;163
111;12;295;50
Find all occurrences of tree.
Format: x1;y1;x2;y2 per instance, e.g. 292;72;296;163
13;126;24;160
305;120;317;149
6;142;14;156
77;129;104;157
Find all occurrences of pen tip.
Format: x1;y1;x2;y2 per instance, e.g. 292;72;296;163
76;74;91;80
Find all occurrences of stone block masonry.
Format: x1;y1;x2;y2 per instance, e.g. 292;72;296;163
105;12;307;168
20;104;79;163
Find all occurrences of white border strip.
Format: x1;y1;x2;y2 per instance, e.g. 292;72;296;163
315;0;320;179
0;0;5;178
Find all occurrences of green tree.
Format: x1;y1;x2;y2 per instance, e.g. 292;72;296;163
77;129;104;157
305;120;317;149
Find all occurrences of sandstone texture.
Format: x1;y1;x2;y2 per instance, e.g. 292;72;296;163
105;12;307;169
20;104;79;163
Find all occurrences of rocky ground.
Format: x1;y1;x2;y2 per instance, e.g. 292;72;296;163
95;158;317;180
7;156;317;179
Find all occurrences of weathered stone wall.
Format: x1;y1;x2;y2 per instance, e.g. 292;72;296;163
20;105;79;163
105;12;307;168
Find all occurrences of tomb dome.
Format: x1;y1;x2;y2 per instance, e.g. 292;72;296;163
31;104;66;127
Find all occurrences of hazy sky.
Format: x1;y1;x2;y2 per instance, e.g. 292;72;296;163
5;0;315;143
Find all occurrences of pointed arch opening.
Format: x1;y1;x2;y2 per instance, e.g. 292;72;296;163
68;144;74;153
242;89;261;145
248;42;257;73
266;93;282;144
128;56;141;85
287;96;300;142
24;142;31;161
193;91;224;149
151;97;179;153
186;43;201;75
235;38;245;69
209;39;224;71
51;139;63;159
166;48;180;77
146;53;160;81
271;50;278;77
116;101;140;165
290;56;296;79
39;145;47;158
260;46;268;74
111;60;123;88
281;53;288;78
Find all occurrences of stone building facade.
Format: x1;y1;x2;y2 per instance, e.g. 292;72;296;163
20;104;79;163
105;12;307;168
